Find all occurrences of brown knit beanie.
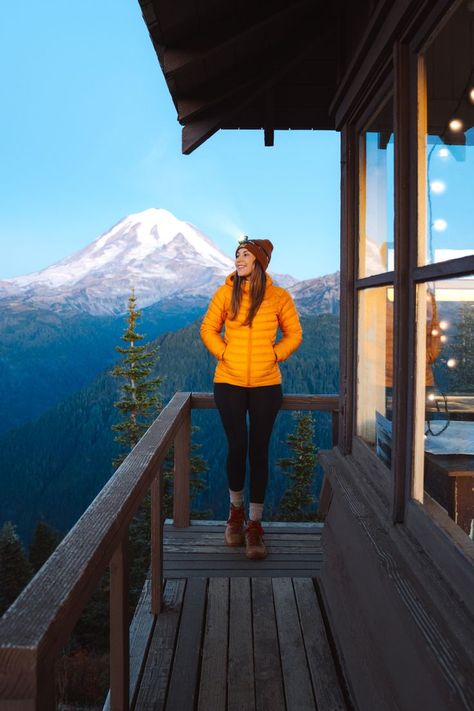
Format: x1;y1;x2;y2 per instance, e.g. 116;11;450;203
236;236;273;271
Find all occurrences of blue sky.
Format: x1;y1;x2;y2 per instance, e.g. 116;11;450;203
0;1;341;281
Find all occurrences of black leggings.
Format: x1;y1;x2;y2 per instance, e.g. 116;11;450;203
213;383;283;504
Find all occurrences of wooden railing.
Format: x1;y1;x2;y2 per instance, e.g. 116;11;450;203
0;392;338;710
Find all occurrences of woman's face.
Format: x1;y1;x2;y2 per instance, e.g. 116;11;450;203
235;247;256;278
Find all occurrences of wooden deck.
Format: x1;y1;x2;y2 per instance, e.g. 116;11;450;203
111;521;350;711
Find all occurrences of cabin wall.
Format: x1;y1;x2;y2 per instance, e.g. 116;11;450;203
319;452;472;711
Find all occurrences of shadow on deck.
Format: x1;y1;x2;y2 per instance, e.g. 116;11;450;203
117;521;350;711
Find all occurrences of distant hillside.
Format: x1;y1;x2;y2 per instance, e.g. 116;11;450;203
0;273;339;435
0;314;339;541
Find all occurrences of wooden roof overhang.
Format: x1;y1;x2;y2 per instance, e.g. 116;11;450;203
138;0;348;154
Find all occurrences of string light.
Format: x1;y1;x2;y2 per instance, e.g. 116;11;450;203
469;88;474;104
447;358;456;368
430;180;446;194
439;320;448;330
440;335;447;343
449;118;464;132
433;218;447;231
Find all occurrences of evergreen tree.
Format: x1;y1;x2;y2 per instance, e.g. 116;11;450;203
445;303;474;393
29;518;62;573
112;289;163;467
0;521;33;615
278;413;318;521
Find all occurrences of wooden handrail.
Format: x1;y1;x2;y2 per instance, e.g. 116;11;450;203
0;390;339;709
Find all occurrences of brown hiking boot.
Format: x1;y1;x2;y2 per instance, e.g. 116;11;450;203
245;520;267;560
224;504;246;546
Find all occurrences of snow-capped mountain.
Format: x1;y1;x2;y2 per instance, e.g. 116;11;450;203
0;209;239;315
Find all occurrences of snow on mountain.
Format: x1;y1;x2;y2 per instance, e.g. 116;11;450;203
289;271;340;315
0;209;236;315
0;208;338;317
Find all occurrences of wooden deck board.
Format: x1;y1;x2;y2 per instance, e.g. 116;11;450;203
116;522;349;711
162;520;323;579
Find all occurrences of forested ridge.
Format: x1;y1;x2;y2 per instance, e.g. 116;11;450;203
0;314;339;542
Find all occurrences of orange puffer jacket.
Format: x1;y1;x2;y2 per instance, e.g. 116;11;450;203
200;273;303;387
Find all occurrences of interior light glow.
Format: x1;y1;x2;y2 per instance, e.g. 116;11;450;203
449;118;464;132
469;88;474;104
431;329;439;336
427;393;436;402
439;320;448;330
438;147;449;158
440;335;447;343
430;180;446;194
433;218;448;231
447;358;456;368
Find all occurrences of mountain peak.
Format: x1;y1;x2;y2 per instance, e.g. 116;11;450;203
0;208;235;315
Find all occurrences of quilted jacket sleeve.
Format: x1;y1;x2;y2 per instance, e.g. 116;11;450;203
200;286;227;359
273;290;303;362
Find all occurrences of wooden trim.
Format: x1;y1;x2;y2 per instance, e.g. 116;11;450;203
405;498;474;615
173;404;192;528
355;272;395;290
151;473;163;614
339;125;357;454
350;437;392;508
333;0;413;127
391;41;413;523
413;255;474;282
412;56;429;505
110;537;130;711
407;0;463;53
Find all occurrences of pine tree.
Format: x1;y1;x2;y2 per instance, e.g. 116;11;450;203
112;289;163;467
29;518;62;573
0;521;33;615
278;413;318;521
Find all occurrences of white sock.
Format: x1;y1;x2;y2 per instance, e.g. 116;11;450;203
229;489;244;508
249;502;263;522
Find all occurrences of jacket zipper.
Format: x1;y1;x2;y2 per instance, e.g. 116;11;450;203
247;325;252;386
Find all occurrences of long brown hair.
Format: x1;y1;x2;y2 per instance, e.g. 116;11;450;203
230;260;267;326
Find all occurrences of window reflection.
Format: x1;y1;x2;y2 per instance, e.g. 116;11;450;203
417;279;474;538
357;287;393;466
422;1;474;266
359;98;394;278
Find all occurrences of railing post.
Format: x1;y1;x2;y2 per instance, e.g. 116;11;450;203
173;412;191;527
0;649;55;709
109;535;129;711
151;471;164;614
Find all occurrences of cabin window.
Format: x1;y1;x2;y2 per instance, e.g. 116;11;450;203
358;99;394;278
356;97;394;465
412;1;474;541
356;286;394;464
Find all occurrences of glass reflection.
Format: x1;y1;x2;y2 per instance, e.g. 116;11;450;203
417;279;474;538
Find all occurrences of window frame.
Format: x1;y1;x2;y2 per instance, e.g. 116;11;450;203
341;7;474;561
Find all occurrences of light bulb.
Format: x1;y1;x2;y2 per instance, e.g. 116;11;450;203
469;88;474;104
431;329;439;336
440;335;447;343
447;358;456;368
427;393;436;401
449;118;463;132
439;320;448;330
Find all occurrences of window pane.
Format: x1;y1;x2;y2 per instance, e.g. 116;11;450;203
421;2;474;266
414;278;474;539
359;97;394;277
357;287;394;466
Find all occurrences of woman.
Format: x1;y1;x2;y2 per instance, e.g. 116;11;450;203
200;236;302;559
